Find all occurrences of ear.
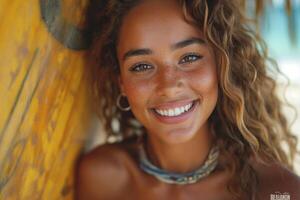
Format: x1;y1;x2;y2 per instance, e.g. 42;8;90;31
118;75;125;95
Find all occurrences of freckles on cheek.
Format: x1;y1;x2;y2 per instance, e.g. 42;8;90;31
189;68;218;93
123;80;151;103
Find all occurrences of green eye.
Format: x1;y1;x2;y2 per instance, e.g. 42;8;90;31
179;53;203;64
129;63;153;72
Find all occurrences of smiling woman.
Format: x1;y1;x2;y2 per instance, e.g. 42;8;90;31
76;0;300;200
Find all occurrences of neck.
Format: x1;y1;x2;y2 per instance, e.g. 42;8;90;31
145;124;215;173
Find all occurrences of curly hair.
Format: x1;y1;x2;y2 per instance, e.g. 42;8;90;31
86;0;299;199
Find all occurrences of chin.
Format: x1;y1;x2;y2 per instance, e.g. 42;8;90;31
158;126;199;145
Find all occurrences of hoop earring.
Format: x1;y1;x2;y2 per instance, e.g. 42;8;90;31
117;94;131;111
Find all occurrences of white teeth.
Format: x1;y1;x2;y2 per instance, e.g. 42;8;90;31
185;103;193;111
163;110;168;116
180;107;185;113
154;102;194;117
169;110;174;116
174;108;181;115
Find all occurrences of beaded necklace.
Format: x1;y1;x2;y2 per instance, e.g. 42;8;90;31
138;142;220;185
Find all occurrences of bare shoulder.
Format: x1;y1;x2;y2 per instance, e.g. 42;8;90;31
254;161;300;200
75;137;139;200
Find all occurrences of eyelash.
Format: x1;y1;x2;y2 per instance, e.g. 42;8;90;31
179;53;203;64
129;62;153;72
129;53;203;72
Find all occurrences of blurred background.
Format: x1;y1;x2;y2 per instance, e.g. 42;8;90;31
0;0;299;199
258;0;300;173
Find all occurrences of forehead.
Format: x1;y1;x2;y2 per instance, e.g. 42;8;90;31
117;0;203;54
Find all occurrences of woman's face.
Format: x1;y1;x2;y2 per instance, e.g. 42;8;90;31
117;0;218;144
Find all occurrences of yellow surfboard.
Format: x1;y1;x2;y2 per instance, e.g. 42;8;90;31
0;0;95;199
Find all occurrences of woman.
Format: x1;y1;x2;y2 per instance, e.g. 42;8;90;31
76;0;300;199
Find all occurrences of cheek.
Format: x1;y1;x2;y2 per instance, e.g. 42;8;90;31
187;64;218;96
122;78;153;107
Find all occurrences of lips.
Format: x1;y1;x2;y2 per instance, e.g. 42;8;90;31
150;99;199;124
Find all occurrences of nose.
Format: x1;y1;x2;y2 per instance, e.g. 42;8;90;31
155;64;184;98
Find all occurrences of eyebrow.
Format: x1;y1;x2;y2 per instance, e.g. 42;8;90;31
123;49;153;61
122;37;205;61
171;37;205;50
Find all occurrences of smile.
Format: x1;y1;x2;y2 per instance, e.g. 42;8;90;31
154;101;194;117
150;99;199;124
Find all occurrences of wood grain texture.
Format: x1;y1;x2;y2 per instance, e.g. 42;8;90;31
0;0;94;199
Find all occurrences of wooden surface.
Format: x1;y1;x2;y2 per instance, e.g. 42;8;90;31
0;0;93;199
